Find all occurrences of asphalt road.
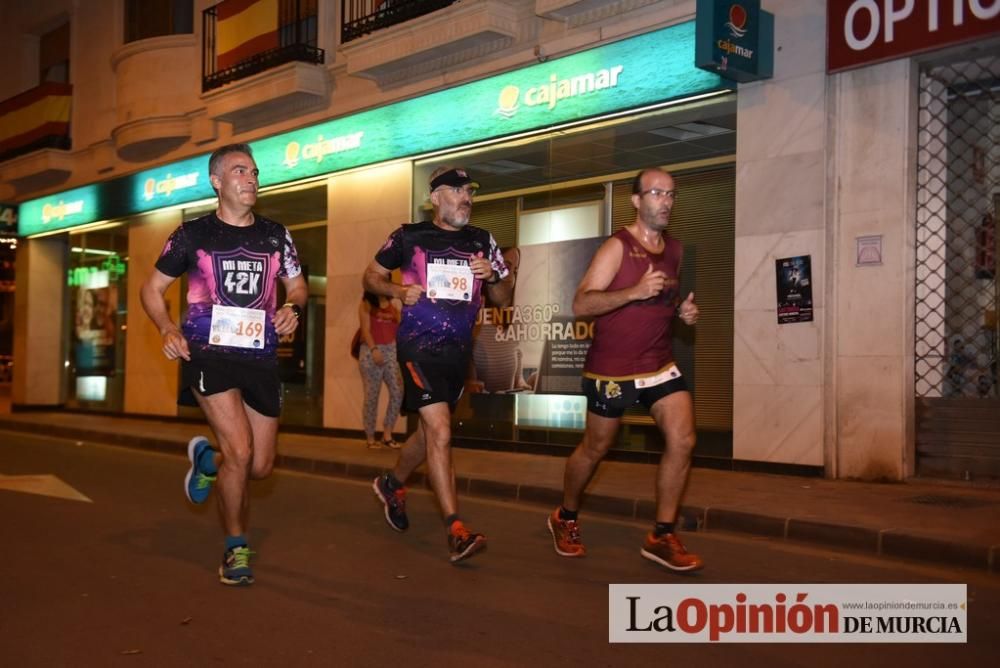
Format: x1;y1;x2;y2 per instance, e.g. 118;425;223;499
1;429;997;667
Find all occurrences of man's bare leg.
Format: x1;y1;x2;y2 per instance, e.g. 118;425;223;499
414;402;457;518
561;411;621;511
392;420;427;484
649;391;696;523
195;389;254;537
641;390;702;571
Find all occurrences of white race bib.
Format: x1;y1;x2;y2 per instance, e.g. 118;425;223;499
634;364;682;388
426;262;474;302
209;305;266;349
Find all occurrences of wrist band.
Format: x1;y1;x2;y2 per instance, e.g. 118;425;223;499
485;270;500;285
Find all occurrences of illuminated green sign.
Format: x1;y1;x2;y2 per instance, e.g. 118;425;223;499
66;256;126;287
253;21;724;186
127;155;213;211
18;186;101;236
20;20;725;236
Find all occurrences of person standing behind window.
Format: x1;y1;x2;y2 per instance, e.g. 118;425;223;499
358;291;403;449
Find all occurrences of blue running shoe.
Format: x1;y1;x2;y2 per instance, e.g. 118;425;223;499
219;546;254;586
372;474;409;532
184;436;216;505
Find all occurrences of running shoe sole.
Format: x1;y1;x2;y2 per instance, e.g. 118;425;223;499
639;547;704;572
372;477;407;532
546;515;585;558
449;535;487;563
218;567;254;586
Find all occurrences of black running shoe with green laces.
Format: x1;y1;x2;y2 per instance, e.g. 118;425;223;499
219;546;255;586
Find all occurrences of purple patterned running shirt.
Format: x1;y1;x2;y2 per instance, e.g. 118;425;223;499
374;221;508;360
155;212;302;362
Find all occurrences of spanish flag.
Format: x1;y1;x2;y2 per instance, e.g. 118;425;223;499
216;0;279;71
0;82;72;157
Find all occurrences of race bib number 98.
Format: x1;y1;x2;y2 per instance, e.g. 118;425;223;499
427;262;474;302
209;305;266;349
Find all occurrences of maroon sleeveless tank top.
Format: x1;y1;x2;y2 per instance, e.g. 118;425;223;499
583;228;682;378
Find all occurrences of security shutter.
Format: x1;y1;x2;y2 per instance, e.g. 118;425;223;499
470;198;518;248
914;52;1000;480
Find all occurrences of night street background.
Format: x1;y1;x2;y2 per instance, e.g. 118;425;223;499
1;428;997;666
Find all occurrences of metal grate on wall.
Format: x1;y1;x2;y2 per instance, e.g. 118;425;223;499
915;54;1000;400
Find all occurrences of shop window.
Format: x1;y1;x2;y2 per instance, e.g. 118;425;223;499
413;96;736;457
124;0;194;43
66;226;128;411
518;202;602;246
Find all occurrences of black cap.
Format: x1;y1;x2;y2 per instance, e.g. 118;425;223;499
430;168;479;191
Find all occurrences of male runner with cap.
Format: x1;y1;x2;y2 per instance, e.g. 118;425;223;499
140;143;307;585
364;166;512;563
547;167;704;572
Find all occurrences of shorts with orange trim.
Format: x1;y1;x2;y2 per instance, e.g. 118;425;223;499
398;356;465;412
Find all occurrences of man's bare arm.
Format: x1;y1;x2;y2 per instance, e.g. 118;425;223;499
573;237;668;317
140;269;190;361
363;260;422;305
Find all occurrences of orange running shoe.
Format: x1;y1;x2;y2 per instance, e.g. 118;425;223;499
448;521;487;563
640;532;704;572
546;508;586;557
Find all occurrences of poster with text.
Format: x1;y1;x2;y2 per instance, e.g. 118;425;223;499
471;237;603;395
775;255;813;324
73;284;117;374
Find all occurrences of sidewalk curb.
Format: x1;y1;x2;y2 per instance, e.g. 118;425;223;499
2;418;996;575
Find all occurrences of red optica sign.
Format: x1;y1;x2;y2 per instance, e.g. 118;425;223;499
827;0;1000;73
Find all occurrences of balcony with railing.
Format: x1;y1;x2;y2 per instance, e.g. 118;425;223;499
340;0;518;87
202;0;324;92
341;0;457;43
201;0;329;131
0;83;74;192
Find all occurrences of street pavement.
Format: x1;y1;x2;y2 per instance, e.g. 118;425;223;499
1;431;998;666
0;409;998;576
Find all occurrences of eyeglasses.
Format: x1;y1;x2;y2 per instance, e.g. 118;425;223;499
640;188;676;199
435;185;478;197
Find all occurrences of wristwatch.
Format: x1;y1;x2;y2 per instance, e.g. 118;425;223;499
485;270;501;285
283;302;302;319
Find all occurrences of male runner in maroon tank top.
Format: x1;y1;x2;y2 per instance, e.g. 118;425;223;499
546;167;704;572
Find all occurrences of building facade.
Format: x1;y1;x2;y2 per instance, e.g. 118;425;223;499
1;0;997;480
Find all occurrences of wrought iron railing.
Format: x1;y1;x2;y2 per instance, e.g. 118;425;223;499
202;0;324;92
341;0;456;43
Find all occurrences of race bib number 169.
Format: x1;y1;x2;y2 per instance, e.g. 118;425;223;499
209;305;266;349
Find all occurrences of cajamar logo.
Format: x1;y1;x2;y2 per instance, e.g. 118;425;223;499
495;65;625;119
725;4;748;38
41;199;84;224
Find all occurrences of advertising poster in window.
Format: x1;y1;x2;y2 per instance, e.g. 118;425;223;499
73;282;117;375
775;255;813;324
470;237;603;396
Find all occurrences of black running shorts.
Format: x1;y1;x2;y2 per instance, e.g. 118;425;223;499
398;355;465;411
582;365;687;418
179;357;282;418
